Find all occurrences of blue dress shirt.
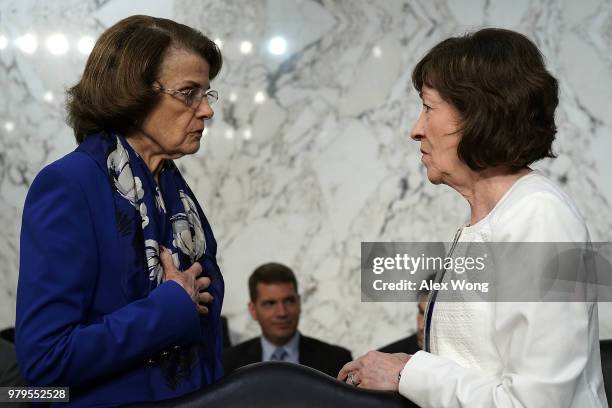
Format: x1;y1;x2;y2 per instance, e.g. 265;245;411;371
261;331;300;363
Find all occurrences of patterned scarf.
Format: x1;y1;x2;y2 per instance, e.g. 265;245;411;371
78;132;225;389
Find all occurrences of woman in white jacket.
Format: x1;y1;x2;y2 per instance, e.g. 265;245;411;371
338;28;608;407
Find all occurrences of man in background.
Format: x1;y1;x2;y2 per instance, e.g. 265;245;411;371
378;281;430;354
224;263;352;377
0;328;25;386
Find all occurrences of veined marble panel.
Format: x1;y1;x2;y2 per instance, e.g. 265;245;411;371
1;0;611;356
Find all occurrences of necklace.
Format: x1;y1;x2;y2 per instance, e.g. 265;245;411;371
423;227;463;352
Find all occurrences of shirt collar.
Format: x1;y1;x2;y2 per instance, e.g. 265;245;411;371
261;331;300;363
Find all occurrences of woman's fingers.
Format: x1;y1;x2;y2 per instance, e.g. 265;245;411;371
159;250;212;311
338;359;361;381
159;247;177;279
197;291;214;305
195;276;211;291
186;260;203;278
340;351;411;391
196;286;212;315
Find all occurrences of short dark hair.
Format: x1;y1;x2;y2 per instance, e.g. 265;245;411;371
412;28;558;170
66;15;222;143
248;263;298;302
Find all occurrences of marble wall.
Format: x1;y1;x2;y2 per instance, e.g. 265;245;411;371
1;0;611;356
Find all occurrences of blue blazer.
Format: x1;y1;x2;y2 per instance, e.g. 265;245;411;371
16;149;224;407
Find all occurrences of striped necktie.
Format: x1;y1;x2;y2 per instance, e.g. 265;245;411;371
270;347;288;361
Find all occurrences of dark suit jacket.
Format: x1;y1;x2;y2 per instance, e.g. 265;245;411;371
0;337;25;387
221;316;231;349
224;334;352;378
378;334;420;355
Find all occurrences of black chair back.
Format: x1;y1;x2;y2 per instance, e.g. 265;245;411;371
601;339;612;407
129;361;417;407
0;327;15;343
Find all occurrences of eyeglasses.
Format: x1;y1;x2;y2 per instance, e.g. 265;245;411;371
156;86;219;108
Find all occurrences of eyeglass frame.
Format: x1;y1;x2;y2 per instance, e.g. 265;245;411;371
154;85;219;108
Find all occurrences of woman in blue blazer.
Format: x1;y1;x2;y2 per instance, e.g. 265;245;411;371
16;15;225;406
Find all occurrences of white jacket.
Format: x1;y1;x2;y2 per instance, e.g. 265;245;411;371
399;172;608;407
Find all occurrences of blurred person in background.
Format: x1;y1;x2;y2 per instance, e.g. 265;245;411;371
0;328;25;386
224;263;352;377
378;278;432;355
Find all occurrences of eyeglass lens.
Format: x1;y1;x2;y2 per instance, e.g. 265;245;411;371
187;89;218;106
